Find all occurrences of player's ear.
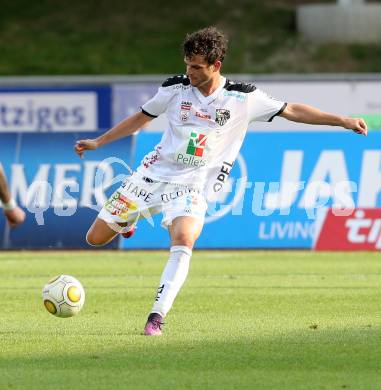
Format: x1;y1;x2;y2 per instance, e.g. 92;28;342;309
213;60;222;72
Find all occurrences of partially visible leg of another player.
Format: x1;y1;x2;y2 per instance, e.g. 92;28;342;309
144;215;203;336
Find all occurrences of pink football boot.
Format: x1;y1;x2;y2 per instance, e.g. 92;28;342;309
144;313;164;336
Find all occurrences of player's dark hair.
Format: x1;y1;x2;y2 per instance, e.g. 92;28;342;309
183;27;228;64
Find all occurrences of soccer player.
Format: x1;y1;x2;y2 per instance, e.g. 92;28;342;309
0;163;25;227
75;27;367;336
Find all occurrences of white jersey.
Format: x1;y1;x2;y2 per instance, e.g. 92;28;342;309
138;74;286;194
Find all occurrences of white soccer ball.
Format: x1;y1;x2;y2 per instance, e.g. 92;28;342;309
42;275;85;318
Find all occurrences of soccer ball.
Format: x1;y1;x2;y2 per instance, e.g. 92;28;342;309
42;275;85;318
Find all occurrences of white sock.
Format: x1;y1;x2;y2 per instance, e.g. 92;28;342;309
151;245;192;317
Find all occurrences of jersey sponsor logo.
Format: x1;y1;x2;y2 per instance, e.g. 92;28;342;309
180;111;189;122
180;101;192;122
223;90;246;101
215;109;230;126
175;131;207;167
205;154;248;225
195;111;211;120
176;153;206;167
314;208;381;251
142;148;160;168
181;101;192;110
186;131;207;157
212;161;234;192
174;84;191;90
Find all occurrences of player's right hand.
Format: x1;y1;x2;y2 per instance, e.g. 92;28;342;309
74;139;99;158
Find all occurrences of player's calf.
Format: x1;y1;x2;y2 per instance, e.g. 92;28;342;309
86;218;120;246
86;230;115;246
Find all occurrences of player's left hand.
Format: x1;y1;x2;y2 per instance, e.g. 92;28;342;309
4;206;26;228
344;117;368;136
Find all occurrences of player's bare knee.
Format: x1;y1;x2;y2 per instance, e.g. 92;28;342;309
172;233;195;249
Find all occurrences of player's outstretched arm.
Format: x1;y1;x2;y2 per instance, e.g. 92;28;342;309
280;103;368;136
74;111;153;158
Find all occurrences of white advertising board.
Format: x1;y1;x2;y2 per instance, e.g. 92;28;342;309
0;92;97;132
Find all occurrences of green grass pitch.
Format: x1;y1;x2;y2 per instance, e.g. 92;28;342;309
0;250;380;389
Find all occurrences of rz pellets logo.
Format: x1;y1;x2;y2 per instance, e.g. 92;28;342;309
186;131;207;157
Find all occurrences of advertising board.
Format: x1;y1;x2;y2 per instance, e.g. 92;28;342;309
0;86;111;132
122;131;380;249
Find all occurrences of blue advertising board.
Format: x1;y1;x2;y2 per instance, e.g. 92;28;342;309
0;84;118;249
1;104;379;249
0;132;134;249
122;131;381;249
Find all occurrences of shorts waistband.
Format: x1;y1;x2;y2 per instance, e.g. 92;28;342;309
138;175;201;189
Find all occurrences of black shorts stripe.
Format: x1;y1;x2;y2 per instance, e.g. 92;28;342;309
268;102;287;122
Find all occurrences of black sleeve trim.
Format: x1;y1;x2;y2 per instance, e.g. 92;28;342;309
268;102;287;122
162;74;190;87
141;108;158;118
224;80;256;93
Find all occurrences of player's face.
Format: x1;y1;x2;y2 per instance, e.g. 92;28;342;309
185;55;220;88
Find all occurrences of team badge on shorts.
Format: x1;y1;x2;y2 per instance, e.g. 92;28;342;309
184;194;199;213
104;191;138;221
215;109;230;126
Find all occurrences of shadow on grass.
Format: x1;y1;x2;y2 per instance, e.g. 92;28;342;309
1;327;381;389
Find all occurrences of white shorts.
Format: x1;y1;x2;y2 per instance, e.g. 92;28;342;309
98;172;207;229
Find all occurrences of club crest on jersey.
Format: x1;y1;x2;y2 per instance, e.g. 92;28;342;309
186;131;206;157
180;101;192;122
215;109;230;126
